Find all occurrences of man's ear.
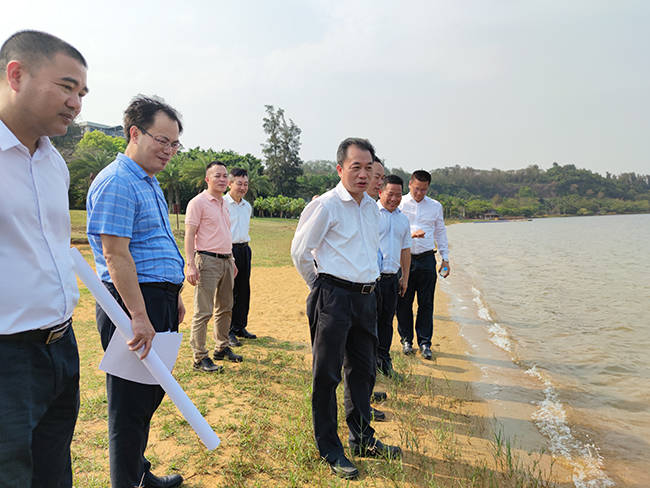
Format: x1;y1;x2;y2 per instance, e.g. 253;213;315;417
5;60;25;91
129;125;140;143
336;163;343;177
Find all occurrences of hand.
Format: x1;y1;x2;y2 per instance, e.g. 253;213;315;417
127;314;156;359
177;294;185;325
186;263;199;286
439;260;450;278
233;261;238;279
399;277;408;296
412;229;425;238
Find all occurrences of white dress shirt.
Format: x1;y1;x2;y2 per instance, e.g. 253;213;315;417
291;182;380;288
377;201;412;274
399;193;449;260
224;193;252;243
0;120;79;334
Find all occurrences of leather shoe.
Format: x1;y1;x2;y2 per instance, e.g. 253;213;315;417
235;328;257;339
327;455;359;479
371;406;386;422
144;471;183;488
228;333;242;347
420;344;433;360
193;357;223;373
402;340;414;355
214;346;243;362
350;438;402;459
372;391;387;403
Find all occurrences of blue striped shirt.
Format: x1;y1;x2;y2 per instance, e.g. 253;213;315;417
86;153;185;284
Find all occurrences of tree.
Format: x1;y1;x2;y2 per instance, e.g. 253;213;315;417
261;105;303;197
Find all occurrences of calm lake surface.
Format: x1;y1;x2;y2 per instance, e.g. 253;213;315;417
443;214;650;488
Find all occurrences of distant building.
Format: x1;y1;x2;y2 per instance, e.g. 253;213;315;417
78;121;124;138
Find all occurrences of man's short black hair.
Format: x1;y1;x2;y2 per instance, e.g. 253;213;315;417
206;160;227;173
411;170;431;184
229;167;248;178
123;95;183;143
0;30;86;76
336;137;376;166
382;174;404;190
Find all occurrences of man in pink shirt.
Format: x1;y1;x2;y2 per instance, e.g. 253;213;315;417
185;161;243;372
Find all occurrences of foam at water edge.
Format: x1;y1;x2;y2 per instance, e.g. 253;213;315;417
525;366;615;488
471;287;513;352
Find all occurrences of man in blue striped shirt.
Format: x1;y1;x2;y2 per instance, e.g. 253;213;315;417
87;95;185;488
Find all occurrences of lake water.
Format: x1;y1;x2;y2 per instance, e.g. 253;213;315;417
442;214;650;488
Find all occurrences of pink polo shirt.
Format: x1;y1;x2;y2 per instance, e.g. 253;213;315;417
185;190;232;254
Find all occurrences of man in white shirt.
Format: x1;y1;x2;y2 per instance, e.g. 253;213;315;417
377;175;412;375
225;167;257;346
291;137;401;480
0;30;88;487
397;170;450;360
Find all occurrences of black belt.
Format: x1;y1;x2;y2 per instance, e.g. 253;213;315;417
380;272;398;279
198;250;232;259
412;250;436;258
141;281;183;293
319;273;376;294
0;318;72;344
232;242;249;248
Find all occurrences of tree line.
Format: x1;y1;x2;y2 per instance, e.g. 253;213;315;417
54;106;649;219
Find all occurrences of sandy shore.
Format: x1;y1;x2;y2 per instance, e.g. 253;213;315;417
174;265;574;486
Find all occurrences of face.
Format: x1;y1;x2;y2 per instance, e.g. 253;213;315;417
409;177;430;202
206;164;229;194
13;53;88;139
367;161;385;199
129;111;181;176
229;175;249;199
337;145;374;200
379;183;403;212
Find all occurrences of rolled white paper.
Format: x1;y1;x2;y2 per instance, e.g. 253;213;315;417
70;247;220;450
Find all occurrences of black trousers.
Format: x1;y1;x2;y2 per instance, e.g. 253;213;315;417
306;276;377;461
97;282;179;488
229;243;252;334
0;327;79;488
397;252;437;347
376;273;400;369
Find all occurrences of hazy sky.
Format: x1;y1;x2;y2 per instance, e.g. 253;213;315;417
3;0;649;175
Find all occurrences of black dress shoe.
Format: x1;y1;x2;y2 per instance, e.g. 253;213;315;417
371;406;386;421
193;357;223;373
327;455;359;479
402;341;414;355
228;333;242;347
144;471;183;488
350;438;402;459
372;391;388;403
235;328;257;339
214;346;243;362
420;344;433;360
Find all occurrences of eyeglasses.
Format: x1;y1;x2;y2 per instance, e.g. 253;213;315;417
138;127;183;152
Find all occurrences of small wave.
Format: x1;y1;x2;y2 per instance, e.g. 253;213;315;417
471;287;513;352
525;366;615;488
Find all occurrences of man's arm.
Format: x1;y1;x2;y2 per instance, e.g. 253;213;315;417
290;200;330;288
399;248;411;296
184;223;199;286
433;202;450;277
101;234;156;359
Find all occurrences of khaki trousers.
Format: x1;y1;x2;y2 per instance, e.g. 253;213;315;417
190;253;234;361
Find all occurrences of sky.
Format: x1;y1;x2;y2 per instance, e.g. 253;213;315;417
3;0;649;175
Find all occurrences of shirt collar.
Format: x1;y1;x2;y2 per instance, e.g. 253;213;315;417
116;153;153;181
377;200;400;214
0;119;54;154
334;181;375;207
202;189;224;204
224;193;246;206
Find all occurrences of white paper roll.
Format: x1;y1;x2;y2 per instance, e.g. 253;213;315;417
70;247;220;450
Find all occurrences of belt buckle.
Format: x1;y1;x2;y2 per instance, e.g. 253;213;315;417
45;324;68;344
361;284;374;294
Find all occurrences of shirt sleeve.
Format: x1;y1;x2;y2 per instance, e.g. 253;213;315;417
290;199;331;288
185;198;201;227
433;203;449;260
87;175;136;238
401;221;413;250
